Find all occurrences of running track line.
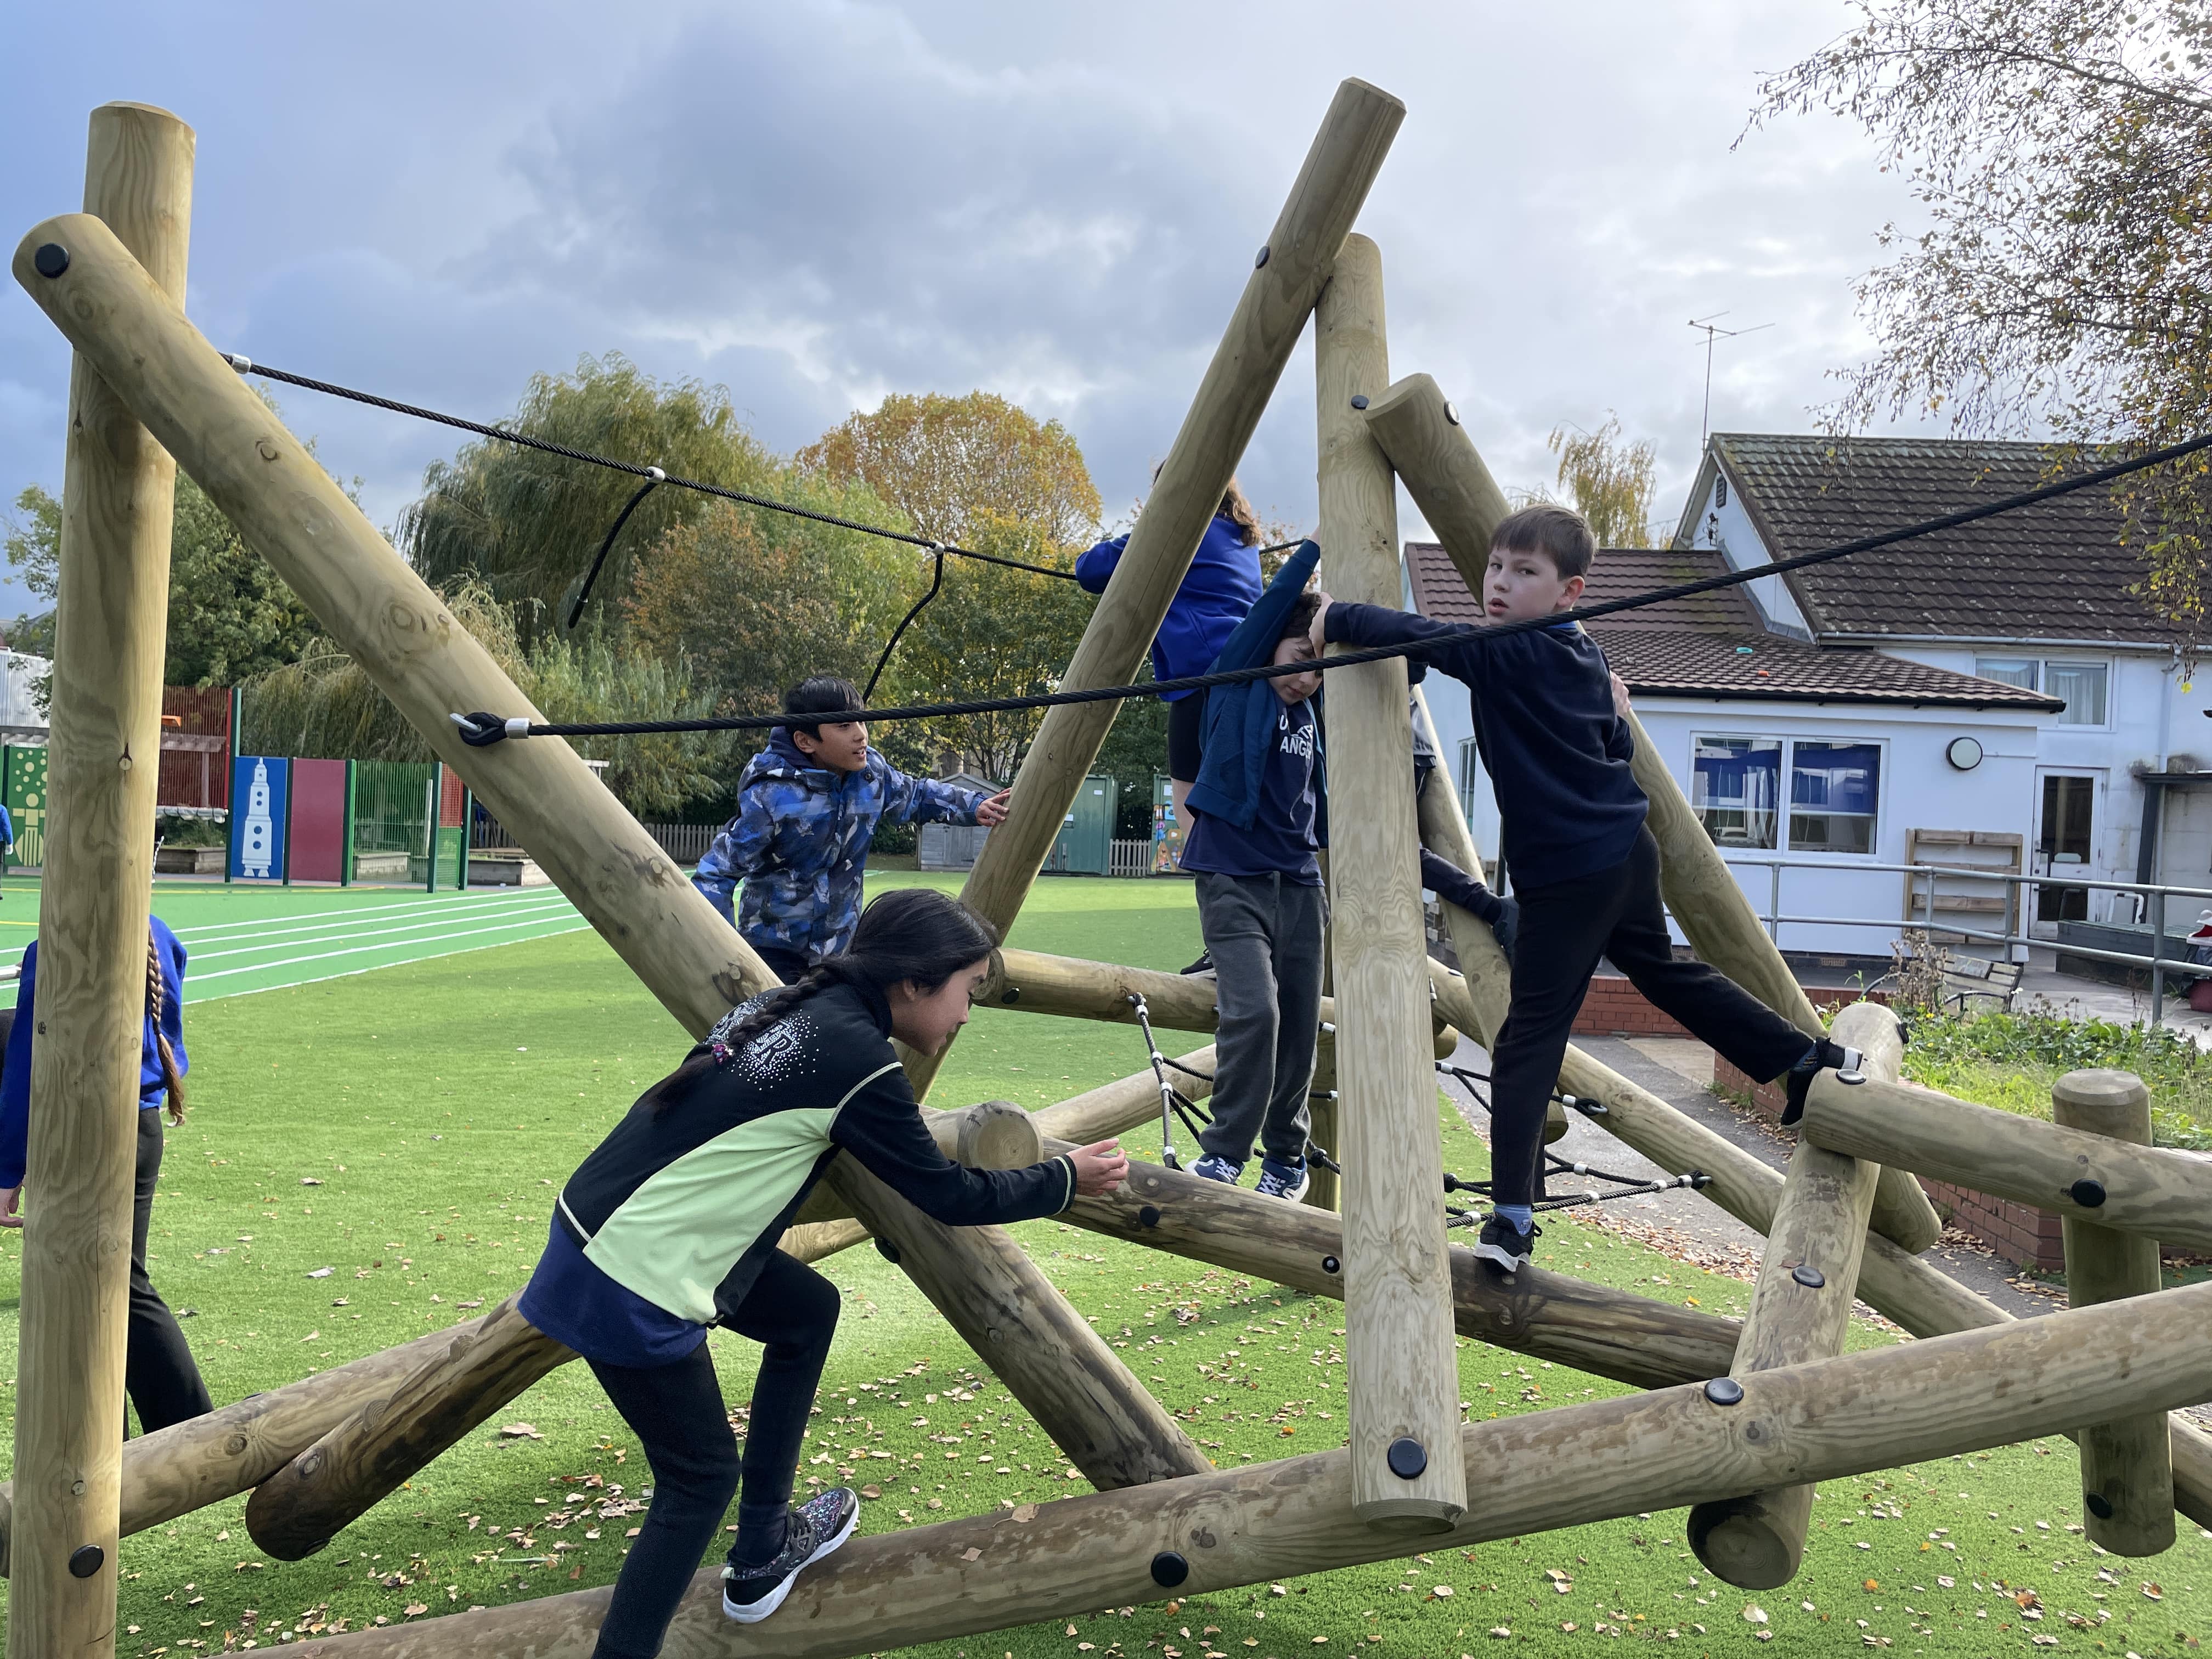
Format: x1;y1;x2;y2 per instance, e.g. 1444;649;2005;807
187;923;595;1005
182;894;580;963
186;910;594;985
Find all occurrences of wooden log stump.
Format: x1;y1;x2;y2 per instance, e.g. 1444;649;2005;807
281;1277;2212;1659
8;100;192;1658
1317;234;1465;1531
2052;1069;2174;1556
1361;371;1940;1256
1057;1152;1740;1388
909;77;1405;1101
1686;1001;1898;1588
1799;1072;2212;1256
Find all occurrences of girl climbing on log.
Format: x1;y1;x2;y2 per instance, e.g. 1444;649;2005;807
519;887;1130;1657
0;915;213;1432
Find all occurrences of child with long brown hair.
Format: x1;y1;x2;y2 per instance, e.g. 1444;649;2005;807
0;915;212;1430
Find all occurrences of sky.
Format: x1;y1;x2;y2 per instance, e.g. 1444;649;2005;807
0;0;1926;628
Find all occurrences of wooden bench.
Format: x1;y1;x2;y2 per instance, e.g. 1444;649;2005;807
1934;952;2025;1013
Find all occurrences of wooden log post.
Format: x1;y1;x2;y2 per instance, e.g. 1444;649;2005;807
1058;1152;1741;1389
1361;372;1942;1257
14;211;1210;1516
1799;1072;2212;1255
1305;1031;1340;1211
1686;1001;1899;1588
8;101;193;1657
1316;235;1465;1531
1546;1031;2212;1527
2052;1069;2174;1556
286;1277;2212;1659
906;78;1406;1101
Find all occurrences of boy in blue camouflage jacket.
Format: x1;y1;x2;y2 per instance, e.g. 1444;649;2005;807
692;677;1010;981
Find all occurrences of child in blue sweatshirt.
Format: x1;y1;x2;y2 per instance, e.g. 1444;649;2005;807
1313;505;1850;1272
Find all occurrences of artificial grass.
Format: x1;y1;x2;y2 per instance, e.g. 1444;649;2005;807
0;872;2202;1656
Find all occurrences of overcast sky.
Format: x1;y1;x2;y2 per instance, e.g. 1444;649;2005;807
0;0;1926;627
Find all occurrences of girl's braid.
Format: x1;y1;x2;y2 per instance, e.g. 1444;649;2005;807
148;930;186;1124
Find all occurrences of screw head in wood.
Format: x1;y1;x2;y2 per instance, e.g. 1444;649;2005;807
1138;1205;1162;1229
1254;245;1271;269
67;1543;104;1578
2085;1491;2114;1519
1791;1263;1826;1289
33;243;70;279
1703;1377;1745;1406
1151;1550;1190;1587
2069;1177;2107;1208
1386;1437;1428;1479
1444;400;1462;426
1321;1255;1340;1275
1350;394;1370;410
874;1237;901;1266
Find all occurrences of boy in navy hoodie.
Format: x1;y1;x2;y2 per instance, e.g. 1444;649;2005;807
1181;543;1328;1201
1313;506;1853;1272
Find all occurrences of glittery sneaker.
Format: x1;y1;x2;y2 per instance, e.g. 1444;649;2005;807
1189;1153;1243;1186
1254;1158;1311;1203
721;1486;859;1624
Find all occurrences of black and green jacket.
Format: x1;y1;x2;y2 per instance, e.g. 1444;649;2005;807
554;964;1077;1324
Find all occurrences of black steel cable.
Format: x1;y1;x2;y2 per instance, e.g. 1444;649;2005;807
865;545;947;698
566;473;664;630
450;424;2212;744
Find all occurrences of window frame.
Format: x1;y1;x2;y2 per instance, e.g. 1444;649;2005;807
2041;659;2111;729
1690;730;1886;859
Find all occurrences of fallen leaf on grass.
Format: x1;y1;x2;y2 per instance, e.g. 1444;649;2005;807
307;1267;333;1278
404;1603;428;1618
501;1423;543;1440
962;1548;982;1562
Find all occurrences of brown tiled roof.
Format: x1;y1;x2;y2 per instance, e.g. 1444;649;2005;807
1704;433;2175;645
1402;539;2062;710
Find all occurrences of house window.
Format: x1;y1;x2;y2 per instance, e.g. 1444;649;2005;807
1691;736;1781;849
1714;475;1728;509
1790;741;1882;855
1694;734;1882;855
1458;736;1483;826
1974;657;2038;691
2045;662;2108;726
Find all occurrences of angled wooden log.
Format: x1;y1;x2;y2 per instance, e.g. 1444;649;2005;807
1548;1032;2212;1528
2052;1069;2173;1556
15;208;1210;1521
1686;1001;1898;1588
1036;1042;1221;1144
287;1277;2212;1659
1361;371;1940;1257
1800;1071;2212;1255
9;100;192;1657
1317;234;1465;1530
909;77;1406;1101
1055;1151;1740;1388
0;1319;485;1577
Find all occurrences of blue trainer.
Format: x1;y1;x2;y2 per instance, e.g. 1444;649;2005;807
1190;1153;1243;1185
1254;1158;1311;1203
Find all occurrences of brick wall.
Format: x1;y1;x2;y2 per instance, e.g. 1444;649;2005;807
1573;975;1886;1039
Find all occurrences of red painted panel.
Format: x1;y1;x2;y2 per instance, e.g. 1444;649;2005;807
438;765;466;828
289;758;349;883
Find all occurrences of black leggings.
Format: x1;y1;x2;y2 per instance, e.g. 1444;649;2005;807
129;1108;212;1434
588;1250;840;1659
1488;828;1813;1209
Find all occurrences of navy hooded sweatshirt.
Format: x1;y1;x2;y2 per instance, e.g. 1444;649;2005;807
1076;515;1263;701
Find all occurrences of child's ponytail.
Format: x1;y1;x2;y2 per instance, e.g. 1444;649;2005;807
146;930;186;1125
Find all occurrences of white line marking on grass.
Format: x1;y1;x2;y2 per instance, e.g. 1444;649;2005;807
183;894;579;962
186;912;594;984
187;924;596;1003
172;890;575;945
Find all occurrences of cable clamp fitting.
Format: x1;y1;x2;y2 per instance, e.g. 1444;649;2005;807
223;353;252;374
645;465;667;482
452;711;530;747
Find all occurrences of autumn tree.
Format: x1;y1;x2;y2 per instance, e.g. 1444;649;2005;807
1751;0;2212;633
799;392;1104;777
400;354;794;644
1547;414;1658;548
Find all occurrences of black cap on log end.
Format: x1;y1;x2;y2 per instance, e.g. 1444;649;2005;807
67;1543;104;1578
1150;1550;1190;1587
33;243;70;279
1386;1437;1428;1480
1704;1378;1745;1406
2069;1177;2107;1209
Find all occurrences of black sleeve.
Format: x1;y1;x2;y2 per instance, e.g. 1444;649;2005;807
1324;602;1488;690
1420;847;1501;923
831;1066;1076;1225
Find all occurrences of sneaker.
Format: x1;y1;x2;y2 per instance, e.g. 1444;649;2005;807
1189;1153;1243;1186
1472;1215;1539;1273
1181;949;1216;977
1254;1158;1311;1203
721;1486;860;1624
1780;1039;1864;1127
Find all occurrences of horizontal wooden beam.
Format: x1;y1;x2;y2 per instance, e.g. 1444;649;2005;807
1057;1152;1740;1389
1799;1071;2212;1255
285;1274;2212;1658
